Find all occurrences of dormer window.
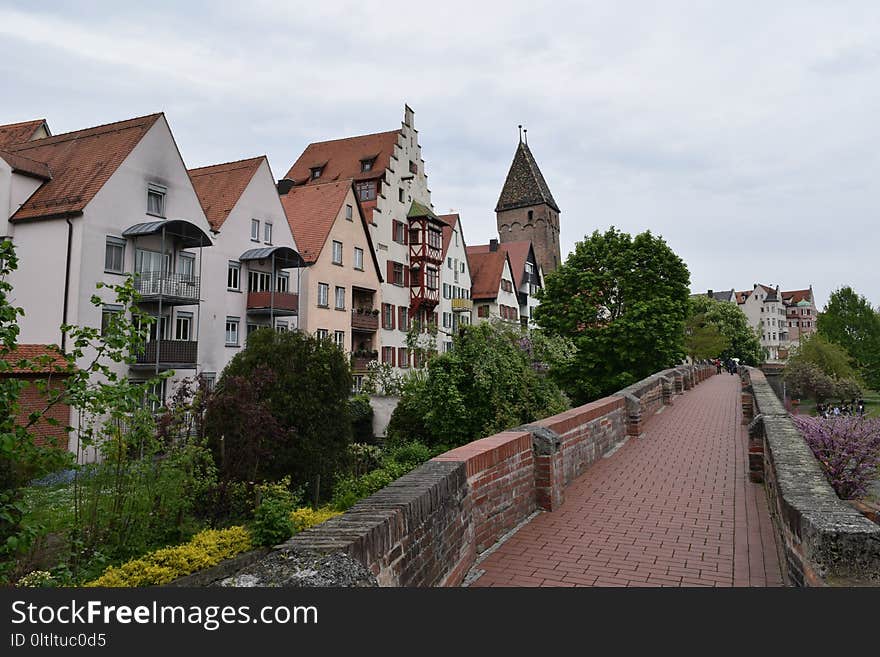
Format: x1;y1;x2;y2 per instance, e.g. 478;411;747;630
147;183;166;217
310;166;323;180
361;158;375;172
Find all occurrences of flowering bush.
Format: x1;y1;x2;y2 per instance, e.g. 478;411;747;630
16;570;57;588
792;415;880;499
289;506;341;533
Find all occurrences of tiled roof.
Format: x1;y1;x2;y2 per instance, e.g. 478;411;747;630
466;247;510;300
469;240;533;290
710;289;735;302
8;114;162;222
279;180;351;264
438;213;459;261
0;344;69;374
781;289;812;304
188;156;264;231
735;291;749;304
284;130;401;186
495;141;559;213
0;149;51;180
0;119;48;148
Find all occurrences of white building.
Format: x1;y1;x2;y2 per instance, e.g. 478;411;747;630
737;284;787;360
188;156;302;384
466;241;520;325
437;213;473;352
468;239;543;328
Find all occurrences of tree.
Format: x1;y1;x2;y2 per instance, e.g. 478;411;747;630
817;286;880;389
534;227;690;403
386;322;571;448
684;312;729;361
206;328;352;503
687;296;763;364
784;334;862;403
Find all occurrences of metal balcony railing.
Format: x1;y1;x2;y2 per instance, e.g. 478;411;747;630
134;340;198;367
134;272;200;303
451;298;473;312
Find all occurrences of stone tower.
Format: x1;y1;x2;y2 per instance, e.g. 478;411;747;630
495;134;561;274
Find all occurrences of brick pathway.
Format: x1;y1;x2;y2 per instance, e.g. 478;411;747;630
469;374;785;587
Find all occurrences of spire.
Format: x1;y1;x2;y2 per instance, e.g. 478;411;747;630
495;138;559;213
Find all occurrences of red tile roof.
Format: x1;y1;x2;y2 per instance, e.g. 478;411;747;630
466;247;511;300
280;180;352;263
469;240;533;289
188;156;265;231
284;130;401;187
8;114;162;222
437;213;460;261
781;289;812;304
0;344;69;374
0;119;48;148
0;149;51;180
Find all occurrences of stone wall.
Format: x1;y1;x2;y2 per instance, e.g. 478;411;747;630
217;363;714;587
742;367;880;586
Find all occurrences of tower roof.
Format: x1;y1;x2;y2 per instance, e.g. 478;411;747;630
495;140;559;213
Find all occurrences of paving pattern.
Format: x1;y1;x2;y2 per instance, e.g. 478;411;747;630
470;374;785;587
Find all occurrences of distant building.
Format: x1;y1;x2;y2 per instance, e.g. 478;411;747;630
469;239;543;328
736;284;786;360
779;287;818;357
466;241;520;325
437;213;473;353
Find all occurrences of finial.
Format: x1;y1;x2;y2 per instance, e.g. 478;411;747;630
518;125;523;143
524;128;528;145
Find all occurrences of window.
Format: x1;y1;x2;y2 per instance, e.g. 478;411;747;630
101;304;122;336
332;240;343;265
201;373;216;392
135;248;169;274
345;204;353;221
334;330;345;349
264;222;273;244
425;267;438;290
442;312;451;329
382;346;395;365
317;283;329;307
527;210;533;222
277;272;289;293
178;252;195;278
361;158;374;172
225;317;240;346
310;166;323;179
443;283;450;299
352;374;364;394
105;237;125;274
251;219;260;241
382;303;395;330
445;341;453;353
316;328;329;341
147;183;166;216
501;279;513;293
427;229;442;250
249;270;272;292
447;257;453;269
398;188;405;203
246;324;259;342
478;305;489;318
409;160;418;174
398;306;408;331
393;221;407;244
397;347;409;368
175;312;192;341
227;262;240;290
354;247;364;271
356;181;376;201
392;262;405;286
335;286;345;310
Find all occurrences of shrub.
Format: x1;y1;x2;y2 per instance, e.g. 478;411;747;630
792;415;880;499
85;526;252;587
250;478;298;547
349;394;374;443
289;506;341;533
16;570;57;588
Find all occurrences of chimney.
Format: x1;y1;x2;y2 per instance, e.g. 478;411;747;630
707;289;714;298
277;178;295;195
489;239;499;252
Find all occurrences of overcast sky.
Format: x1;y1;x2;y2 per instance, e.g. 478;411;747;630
2;1;878;309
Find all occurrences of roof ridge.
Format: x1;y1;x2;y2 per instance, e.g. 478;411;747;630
306;129;401;147
0;118;46;129
8;113;161;152
188;156;265;175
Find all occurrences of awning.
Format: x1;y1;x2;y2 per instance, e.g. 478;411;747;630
123;219;213;248
239;245;305;269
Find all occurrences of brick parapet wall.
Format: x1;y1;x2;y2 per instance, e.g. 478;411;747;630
742;367;880;586
10;374;70;450
259;363;715;587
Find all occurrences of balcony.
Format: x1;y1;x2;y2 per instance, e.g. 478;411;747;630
246;291;299;316
135;272;200;306
451;298;473;313
132;340;198;369
351;309;379;332
351;354;377;371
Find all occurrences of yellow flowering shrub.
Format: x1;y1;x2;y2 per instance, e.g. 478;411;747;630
85;526;252;587
289;506;341;533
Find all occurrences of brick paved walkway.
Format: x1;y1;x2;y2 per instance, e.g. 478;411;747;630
470;374;785;587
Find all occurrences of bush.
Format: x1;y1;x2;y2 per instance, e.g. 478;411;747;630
784;361;862;403
349;394;374;443
792;416;880;499
250;479;298;547
84;526;252;587
289;507;341;533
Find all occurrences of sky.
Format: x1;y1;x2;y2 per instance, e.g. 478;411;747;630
2;0;879;310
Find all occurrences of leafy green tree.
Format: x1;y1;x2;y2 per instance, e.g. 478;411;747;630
534;227;690;403
788;334;860;381
207;329;352;503
386;322;571;448
684;312;729;361
817;286;880;388
687;296;763;364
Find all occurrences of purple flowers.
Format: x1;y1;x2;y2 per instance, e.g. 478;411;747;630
792;415;880;500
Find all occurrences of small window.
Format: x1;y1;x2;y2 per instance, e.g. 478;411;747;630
101;304;123;336
147;183;166;217
382;346;395;365
393;221;407;244
447;257;452;269
311;166;323;180
227;261;241;290
478;305;489;318
361;158;374;172
332;241;343;265
225;317;240;346
264;222;273;244
178;252;195;278
409;160;418;174
334;330;345;349
248;270;272;292
398;188;405;203
317;282;329;307
354;247;364;271
356;181;376;202
277;272;289;293
392;262;404;286
335;286;345;310
201;372;216;392
345;204;353;221
382;303;395;330
251;219;260;241
398;347;409;368
105;237;125;274
398;306;408;332
175;312;192;341
316;328;329;341
460;261;465;273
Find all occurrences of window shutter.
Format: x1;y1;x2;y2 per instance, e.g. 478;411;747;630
390;305;396;330
387;260;393;282
404;266;410;287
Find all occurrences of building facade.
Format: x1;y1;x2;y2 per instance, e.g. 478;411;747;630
437;213;473;352
466;242;520;325
468;239;543;328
